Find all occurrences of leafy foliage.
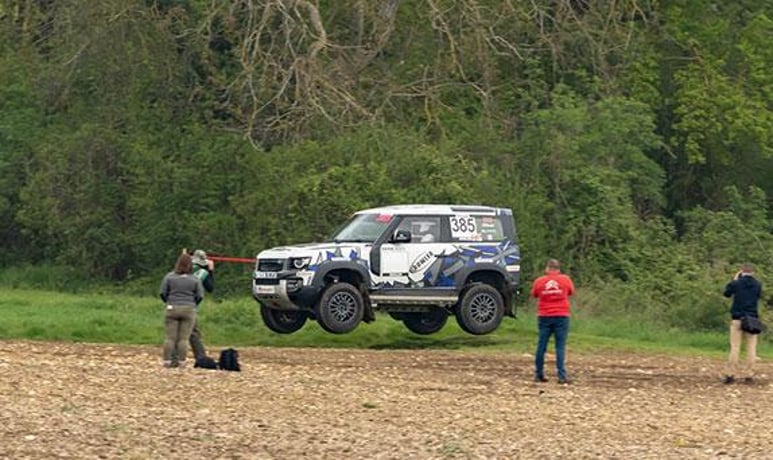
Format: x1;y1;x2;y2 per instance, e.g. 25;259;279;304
0;0;771;333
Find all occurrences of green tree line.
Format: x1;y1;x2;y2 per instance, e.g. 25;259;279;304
0;0;771;329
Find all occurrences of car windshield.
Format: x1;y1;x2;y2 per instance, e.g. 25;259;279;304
332;213;394;243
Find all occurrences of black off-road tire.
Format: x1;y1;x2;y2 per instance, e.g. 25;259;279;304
455;284;504;335
403;310;449;335
316;282;365;334
260;304;308;334
388;312;405;321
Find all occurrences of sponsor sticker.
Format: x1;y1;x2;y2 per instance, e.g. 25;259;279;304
255;285;277;294
409;251;435;274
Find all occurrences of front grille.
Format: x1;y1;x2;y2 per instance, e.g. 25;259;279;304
254;278;280;285
258;259;285;272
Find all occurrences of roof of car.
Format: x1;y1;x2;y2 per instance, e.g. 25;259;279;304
356;204;510;216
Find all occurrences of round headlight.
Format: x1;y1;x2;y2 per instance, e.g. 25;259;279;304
292;257;311;269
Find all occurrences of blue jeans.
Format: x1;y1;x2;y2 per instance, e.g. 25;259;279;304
535;316;570;380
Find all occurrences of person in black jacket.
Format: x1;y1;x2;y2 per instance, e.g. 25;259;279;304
722;263;763;384
190;249;215;362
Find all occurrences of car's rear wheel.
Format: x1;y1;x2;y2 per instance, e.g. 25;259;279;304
388;312;405;321
403;310;448;335
455;284;504;335
260;305;308;334
316;282;364;334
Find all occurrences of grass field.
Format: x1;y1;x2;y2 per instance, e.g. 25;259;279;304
0;287;769;359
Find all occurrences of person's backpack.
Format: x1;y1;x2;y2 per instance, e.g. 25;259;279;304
218;348;241;372
194;356;218;370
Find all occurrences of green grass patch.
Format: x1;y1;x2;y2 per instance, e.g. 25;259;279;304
0;287;769;359
0;289;160;344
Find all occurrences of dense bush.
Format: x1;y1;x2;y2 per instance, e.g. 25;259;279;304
0;1;771;333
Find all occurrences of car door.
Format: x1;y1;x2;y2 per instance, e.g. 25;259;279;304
379;216;443;287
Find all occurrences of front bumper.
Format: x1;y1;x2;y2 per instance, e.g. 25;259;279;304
253;276;320;310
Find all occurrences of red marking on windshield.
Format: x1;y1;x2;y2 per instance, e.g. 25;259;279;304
376;214;393;223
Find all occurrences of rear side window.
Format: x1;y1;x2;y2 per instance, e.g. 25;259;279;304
448;215;504;242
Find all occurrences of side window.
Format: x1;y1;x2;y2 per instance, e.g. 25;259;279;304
448;215;504;242
396;217;441;243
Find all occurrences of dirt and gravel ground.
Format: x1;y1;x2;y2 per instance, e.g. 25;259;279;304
0;341;771;459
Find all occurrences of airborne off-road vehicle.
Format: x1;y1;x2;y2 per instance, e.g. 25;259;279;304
252;205;521;335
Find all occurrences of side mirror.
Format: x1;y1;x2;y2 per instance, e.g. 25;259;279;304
392;229;411;243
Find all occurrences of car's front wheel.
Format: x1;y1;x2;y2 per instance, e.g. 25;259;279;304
316;282;364;334
455;284;504;335
403;310;448;335
260;305;308;334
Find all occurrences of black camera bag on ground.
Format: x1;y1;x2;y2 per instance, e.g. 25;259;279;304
741;315;766;335
218;348;241;372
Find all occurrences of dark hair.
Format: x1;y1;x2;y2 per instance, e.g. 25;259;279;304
546;258;561;270
741;263;755;273
174;253;193;275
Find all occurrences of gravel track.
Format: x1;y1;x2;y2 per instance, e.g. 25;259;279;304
1;341;771;459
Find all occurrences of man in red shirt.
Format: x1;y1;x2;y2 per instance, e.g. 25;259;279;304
531;258;575;384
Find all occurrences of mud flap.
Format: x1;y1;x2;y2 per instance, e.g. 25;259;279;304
363;291;375;323
505;287;518;318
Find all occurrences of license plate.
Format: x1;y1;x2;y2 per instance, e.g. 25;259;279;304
255;271;278;279
255;285;277;294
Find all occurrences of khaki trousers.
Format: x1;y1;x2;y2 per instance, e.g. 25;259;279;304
726;319;757;378
163;305;196;365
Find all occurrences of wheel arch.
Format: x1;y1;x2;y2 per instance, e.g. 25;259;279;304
313;262;370;290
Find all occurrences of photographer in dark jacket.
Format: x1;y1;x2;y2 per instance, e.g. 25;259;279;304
190;249;215;362
722;263;763;384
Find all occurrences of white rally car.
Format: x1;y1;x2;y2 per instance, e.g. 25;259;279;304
253;204;521;335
